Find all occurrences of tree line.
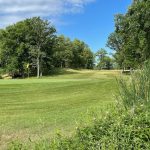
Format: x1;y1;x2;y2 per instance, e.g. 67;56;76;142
1;0;146;77
0;17;94;78
107;0;150;69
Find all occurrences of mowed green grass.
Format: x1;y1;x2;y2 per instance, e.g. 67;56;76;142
0;69;119;146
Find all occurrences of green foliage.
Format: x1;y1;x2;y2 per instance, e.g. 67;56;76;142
52;36;94;69
107;0;150;68
53;35;73;68
0;68;5;75
48;106;150;150
27;17;56;78
96;49;114;69
0;18;94;78
0;17;56;78
0;21;30;76
71;39;94;69
118;60;150;109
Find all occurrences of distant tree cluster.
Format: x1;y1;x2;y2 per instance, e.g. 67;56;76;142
53;35;94;69
0;17;94;78
107;0;150;69
95;49;114;70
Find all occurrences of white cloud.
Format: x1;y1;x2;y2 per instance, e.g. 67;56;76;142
0;0;95;28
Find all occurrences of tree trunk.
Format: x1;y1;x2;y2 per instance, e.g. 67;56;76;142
37;56;40;78
40;72;42;77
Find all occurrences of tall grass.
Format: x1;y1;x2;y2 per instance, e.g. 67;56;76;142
118;61;150;109
8;62;150;149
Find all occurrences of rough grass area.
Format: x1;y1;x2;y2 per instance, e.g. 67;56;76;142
0;70;119;148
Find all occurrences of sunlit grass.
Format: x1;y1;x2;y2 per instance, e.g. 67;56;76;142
0;70;119;148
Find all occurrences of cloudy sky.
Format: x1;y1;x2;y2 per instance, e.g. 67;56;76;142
0;0;132;52
0;0;95;27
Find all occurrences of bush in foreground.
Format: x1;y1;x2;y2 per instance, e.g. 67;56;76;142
8;62;150;150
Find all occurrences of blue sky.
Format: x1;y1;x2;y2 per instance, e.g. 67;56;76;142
57;0;132;53
0;0;132;53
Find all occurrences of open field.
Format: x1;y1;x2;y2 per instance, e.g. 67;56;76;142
0;70;120;148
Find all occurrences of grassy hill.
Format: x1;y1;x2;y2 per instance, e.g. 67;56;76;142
0;69;119;148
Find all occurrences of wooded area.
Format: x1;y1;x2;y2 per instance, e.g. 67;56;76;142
0;0;149;78
0;17;94;78
107;0;150;69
